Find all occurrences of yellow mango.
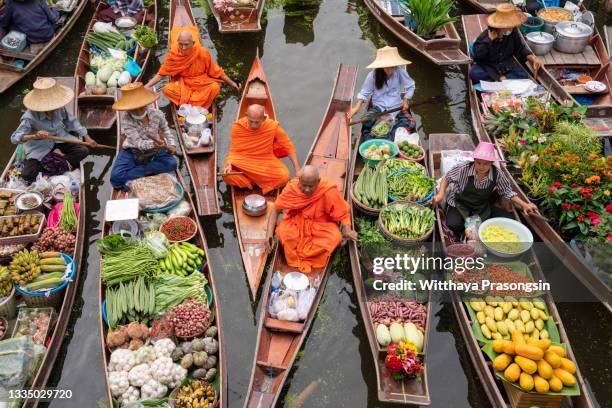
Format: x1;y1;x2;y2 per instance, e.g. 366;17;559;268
504;363;521;382
534;375;550;393
502;341;515;355
532;299;546;310
544;350;562;368
519;300;533;311
559;357;576;374
530;308;540;320
519;372;535;391
511;330;525;345
515;343;544;361
540;329;549;340
514;320;525;333
505;319;516;333
535;319;544;331
548;376;563;392
496;321;508;336
515;356;537;374
553;368;576;387
484;305;495;319
531;328;540;340
492;339;505;353
548;345;566;358
469;299;484;311
507;309;519;321
537;359;553;379
525;321;535;334
493;353;513;371
501;302;512;314
520;310;531;323
529;339;551;352
476;311;486;324
538;309;548;320
481;324;492;339
494;307;504;322
485;317;497;333
485;296;498;306
492;332;503;340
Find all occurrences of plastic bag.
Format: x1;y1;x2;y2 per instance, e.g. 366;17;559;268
5;174;27;191
145;231;169;259
46;201;79;229
138;213;169;232
0;337;35;389
441;150;471;177
297;287;316;320
371;114;394;138
277;308;299;322
177;104;207;118
394;128;419;147
464;216;481;241
28;174;54;197
167;200;191;217
128;174;181;210
269;289;299;321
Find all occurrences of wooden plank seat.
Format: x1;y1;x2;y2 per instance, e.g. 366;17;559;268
541;45;601;66
264;317;305;334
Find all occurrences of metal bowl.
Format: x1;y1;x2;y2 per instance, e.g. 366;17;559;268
15;191;43;211
525;31;554;56
242;194;267;217
114;16;137;31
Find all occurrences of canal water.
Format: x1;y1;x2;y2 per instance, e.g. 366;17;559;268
0;1;609;407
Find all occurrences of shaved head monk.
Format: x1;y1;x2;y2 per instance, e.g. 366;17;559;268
222;104;299;194
265;165;358;273
145;27;239;108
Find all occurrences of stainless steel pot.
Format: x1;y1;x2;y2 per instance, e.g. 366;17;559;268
554;21;593;54
537;7;572;34
525;31;554;56
242;194;267;217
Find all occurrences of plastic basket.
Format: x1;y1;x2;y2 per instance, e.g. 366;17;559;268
521;16;544;34
15;253;75;308
0;212;46;246
359;140;398;167
386;169;434;205
0;286;16;319
396;143;425;162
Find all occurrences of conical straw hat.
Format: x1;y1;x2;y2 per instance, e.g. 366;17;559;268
112;82;160;111
366;46;412;69
23;77;74;112
487;4;527;29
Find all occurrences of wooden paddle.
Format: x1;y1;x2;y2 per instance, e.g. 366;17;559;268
512;202;549;222
348;94;447;126
44;135;115;151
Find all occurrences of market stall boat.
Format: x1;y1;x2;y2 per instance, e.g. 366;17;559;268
0;0;87;94
606;26;612;58
460;0;505;13
462;14;612;313
431;132;596;408
362;0;470;65
347;131;434;405
169;0;219;216
0;77;86;407
243;63;357;408
97;106;227;407
231;50;278;298
75;0;157;130
207;0;266;33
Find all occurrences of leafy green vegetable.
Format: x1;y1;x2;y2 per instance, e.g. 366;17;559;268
383;158;425;174
387;170;435;201
59;192;78;231
96;233;133;254
153;273;208;313
134;26;157;48
549;121;600;159
401;0;457;37
356;217;389;245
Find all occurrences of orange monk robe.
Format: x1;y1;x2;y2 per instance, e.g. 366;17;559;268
274;178;350;273
223;117;296;194
157;26;224;109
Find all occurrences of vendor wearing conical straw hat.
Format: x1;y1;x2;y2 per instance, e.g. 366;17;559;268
348;46;416;141
432;142;538;239
469;4;543;83
110;82;178;191
10;77;97;184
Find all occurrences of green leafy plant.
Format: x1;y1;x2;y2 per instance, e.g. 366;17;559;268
548;121;600;159
401;0;457;37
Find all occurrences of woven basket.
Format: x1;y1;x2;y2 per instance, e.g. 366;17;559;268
350;182;382;216
160;216;198;243
378;201;434;245
169;383;218;408
19;286;66;309
0;316;7;340
0;286;16;319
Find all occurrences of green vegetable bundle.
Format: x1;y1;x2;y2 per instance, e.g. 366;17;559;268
96;233;132;254
398;141;422;158
85;31;133;53
353;164;388;209
356;217;389;245
387;171;435;202
402;0;457;37
383;158;425;174
381;203;435;240
134;26;157;49
105;276;155;328
153;272;207;313
158;242;205;276
59;192;77;231
101;244;158;286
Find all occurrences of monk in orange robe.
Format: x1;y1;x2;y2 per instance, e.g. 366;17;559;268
222;104;299;194
145;27;239;108
265;165;357;273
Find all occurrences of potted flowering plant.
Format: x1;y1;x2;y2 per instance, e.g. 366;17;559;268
385;341;424;381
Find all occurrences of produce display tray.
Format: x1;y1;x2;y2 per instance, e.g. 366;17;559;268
0;212;46;246
0;188;25;216
11;307;55;345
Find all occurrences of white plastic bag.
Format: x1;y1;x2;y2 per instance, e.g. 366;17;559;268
277;309;299;322
297;287;316;320
167;200;191;217
199;128;212;146
394;128;420;148
441;150;471;177
5;174;27;190
177;104;207;118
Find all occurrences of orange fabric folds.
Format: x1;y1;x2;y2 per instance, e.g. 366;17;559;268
274;178;350;273
223;117;296;194
158;26;225;108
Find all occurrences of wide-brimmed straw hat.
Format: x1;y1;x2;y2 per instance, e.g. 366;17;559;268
23;77;74;112
487;4;527;29
366;46;412;69
464;142;506;162
112;82;159;111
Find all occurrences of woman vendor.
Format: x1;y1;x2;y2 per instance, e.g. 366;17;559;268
348;46;416;141
432;142;538;239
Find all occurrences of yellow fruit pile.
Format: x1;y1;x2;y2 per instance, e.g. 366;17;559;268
492;331;577;393
470;296;549;341
0;265;13;297
9;248;41;286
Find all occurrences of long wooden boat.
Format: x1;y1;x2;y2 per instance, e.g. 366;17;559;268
363;0;470;65
0;0;87;94
207;0;265;33
243;64;357;408
169;0;219;216
98;104;227;407
75;0;158;130
430;132;595;408
606;26;612;59
230;51;278;298
0;77;86;407
463;14;612;312
460;0;504;13
347;133;434;405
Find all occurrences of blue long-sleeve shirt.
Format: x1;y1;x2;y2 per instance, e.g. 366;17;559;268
356;68;415;111
11;107;88;161
0;0;59;44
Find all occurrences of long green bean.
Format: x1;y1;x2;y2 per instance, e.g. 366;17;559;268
101;244;158;286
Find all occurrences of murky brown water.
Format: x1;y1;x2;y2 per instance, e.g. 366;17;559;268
0;1;609;407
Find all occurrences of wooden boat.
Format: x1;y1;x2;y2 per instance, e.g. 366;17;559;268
0;0;87;94
430;132;596;408
169;0;219;216
230;51;278;298
460;0;504;13
606;26;612;59
243;63;357;408
347;133;434;405
462;14;612;312
207;0;266;33
98;104;227;407
0;77;86;407
363;0;470;65
74;0;157;130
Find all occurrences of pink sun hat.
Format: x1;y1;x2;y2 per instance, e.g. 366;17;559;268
464;142;506;162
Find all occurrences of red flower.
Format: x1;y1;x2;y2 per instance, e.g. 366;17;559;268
571;183;579;188
562;203;571;211
573;204;581;210
587;211;598;219
551;181;563;189
606;204;612;213
607;234;612;240
572;111;581;118
577;215;585;222
592;218;601;226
